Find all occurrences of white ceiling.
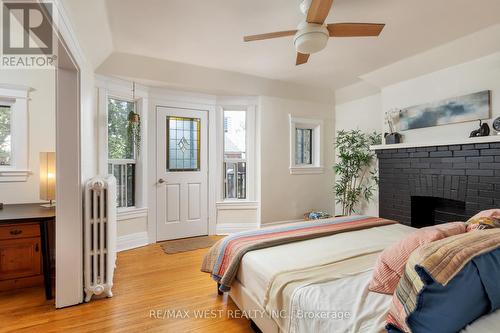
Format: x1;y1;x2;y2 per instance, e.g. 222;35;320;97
101;0;500;90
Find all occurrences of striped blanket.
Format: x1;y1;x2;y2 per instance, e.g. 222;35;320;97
201;215;397;292
387;229;500;333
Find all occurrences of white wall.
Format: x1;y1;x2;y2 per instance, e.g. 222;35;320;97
382;52;500;142
0;69;55;204
260;96;334;224
334;51;500;216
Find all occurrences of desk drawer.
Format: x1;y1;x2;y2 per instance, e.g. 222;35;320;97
0;223;40;240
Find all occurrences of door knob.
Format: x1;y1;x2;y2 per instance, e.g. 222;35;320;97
158;178;167;184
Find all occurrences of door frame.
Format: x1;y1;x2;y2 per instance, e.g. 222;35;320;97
148;97;217;243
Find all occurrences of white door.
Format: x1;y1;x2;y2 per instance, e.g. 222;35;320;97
156;107;208;240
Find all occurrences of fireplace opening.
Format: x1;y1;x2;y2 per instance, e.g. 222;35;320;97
411;196;467;228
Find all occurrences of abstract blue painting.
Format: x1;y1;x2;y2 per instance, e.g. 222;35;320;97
397;91;491;131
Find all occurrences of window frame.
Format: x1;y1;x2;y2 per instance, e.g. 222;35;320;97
289;115;324;175
97;81;148;215
0;85;31;182
223;109;248;200
107;95;138;209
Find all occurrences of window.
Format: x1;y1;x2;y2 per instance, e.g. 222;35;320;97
0;105;11;166
295;128;312;165
224;110;246;199
289;115;323;175
107;97;136;208
167;116;200;171
0;85;30;182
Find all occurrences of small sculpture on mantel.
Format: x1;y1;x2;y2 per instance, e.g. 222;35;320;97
384;108;403;144
469;120;490;138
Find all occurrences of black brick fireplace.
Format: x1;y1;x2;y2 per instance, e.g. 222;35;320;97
375;141;500;227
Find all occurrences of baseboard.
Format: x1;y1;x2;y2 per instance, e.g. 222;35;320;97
117;231;149;252
216;223;258;235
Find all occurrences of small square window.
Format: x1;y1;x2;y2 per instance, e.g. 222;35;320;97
289;115;323;175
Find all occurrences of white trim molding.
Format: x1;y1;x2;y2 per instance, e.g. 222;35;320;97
0;84;33;182
117;231;149;252
117;207;148;221
289;115;324;175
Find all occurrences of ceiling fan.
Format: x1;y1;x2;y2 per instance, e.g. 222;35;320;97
243;0;385;65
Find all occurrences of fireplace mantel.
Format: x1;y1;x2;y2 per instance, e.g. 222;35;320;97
370;135;500;151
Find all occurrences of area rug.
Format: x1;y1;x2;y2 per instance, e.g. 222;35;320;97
160;236;223;254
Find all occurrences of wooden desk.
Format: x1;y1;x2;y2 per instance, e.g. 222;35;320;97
0;203;55;299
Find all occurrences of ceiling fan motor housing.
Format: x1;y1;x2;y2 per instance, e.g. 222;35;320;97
293;21;329;54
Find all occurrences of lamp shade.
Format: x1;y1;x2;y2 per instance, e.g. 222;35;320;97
40;152;56;202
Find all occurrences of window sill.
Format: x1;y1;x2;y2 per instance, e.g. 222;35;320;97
0;169;31;182
117;207;148;221
216;201;259;210
289;166;324;175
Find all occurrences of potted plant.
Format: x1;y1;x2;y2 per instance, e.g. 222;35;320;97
384;108;402;144
334;130;381;216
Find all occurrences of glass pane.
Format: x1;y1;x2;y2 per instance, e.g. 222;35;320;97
224;110;246;160
108;98;135;160
108;162;136;208
295;128;312;165
0;105;11;166
224;161;246;200
167;116;201;171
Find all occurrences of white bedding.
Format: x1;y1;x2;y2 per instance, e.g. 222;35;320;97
234;222;500;333
236;223;415;305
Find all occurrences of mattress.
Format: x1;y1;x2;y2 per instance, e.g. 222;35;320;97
236;223;415;305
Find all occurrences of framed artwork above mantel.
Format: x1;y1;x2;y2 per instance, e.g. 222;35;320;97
396;90;491;131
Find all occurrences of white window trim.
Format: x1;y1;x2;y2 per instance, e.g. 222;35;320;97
0;84;32;182
216;97;257;204
289;114;324;175
96;78;149;214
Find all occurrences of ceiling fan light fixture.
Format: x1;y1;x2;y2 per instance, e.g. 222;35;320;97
293;22;329;54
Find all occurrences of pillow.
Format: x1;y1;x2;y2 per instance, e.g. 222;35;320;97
386;245;500;333
466;209;500;232
469;208;500;220
368;222;466;295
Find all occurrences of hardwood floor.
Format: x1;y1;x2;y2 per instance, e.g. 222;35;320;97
0;244;254;333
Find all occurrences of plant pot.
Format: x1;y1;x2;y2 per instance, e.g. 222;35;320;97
384;132;402;145
129;113;140;123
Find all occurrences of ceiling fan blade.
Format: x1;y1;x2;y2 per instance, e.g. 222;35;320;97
306;0;334;24
296;52;310;65
243;30;297;42
327;23;385;37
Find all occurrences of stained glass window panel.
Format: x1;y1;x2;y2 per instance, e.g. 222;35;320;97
167;116;200;171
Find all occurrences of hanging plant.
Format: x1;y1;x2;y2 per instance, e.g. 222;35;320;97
128;110;141;157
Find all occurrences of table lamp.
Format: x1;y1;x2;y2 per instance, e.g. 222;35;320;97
40;152;56;208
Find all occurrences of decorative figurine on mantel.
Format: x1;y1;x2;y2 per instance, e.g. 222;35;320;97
384;108;403;144
469;119;490;138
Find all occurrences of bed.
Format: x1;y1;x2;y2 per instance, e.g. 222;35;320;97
226;222;500;333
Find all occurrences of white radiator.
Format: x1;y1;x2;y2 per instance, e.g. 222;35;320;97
84;176;117;302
